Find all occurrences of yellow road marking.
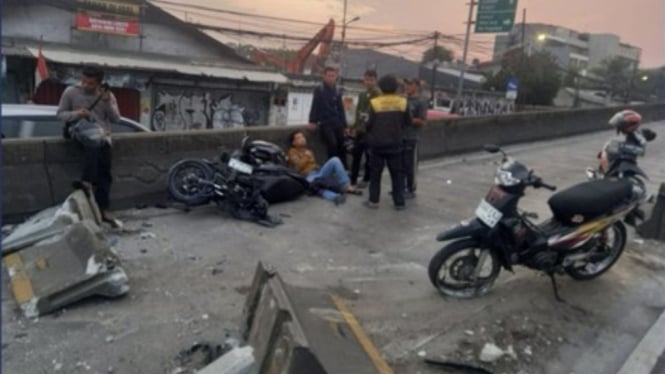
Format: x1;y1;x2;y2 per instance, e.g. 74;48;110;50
331;294;394;374
3;254;35;304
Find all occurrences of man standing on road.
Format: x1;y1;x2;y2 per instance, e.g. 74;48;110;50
403;78;428;198
350;69;380;188
308;67;348;168
364;74;411;210
57;66;122;227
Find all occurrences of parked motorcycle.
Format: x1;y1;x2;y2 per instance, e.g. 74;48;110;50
428;144;645;300
167;152;282;227
587;110;657;225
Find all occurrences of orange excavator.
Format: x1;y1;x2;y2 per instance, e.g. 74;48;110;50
251;18;335;74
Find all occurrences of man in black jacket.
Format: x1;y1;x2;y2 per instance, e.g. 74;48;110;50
364;75;411;210
308;67;348;168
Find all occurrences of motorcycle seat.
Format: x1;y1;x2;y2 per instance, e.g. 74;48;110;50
548;179;632;225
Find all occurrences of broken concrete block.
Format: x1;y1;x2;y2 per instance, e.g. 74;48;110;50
197;346;255;374
3;221;129;317
2;190;102;255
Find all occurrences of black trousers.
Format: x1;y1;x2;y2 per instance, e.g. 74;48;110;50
369;148;404;206
81;142;113;211
319;124;347;169
403;139;419;192
350;134;370;185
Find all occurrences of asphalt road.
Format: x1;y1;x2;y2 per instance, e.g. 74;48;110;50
3;122;664;374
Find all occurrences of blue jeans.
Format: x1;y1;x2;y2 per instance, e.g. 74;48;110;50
307;157;350;201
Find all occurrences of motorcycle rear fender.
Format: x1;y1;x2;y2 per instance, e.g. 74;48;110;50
437;218;488;241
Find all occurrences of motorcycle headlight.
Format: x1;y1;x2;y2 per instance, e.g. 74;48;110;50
495;169;520;186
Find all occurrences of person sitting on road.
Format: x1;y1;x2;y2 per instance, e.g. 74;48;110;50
287;130;361;205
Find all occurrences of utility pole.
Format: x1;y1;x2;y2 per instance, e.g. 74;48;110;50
519;8;526;106
430;31;440;107
339;0;348;86
456;1;476;101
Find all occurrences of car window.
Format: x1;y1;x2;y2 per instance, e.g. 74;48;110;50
112;120;141;133
1;116;63;138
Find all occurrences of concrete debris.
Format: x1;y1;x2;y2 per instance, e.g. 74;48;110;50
479;343;506;363
2;190;101;255
197;346;255;374
524;345;533;356
417;350;427;358
202;314;209;320
3;221;129;317
53;360;63;371
106;335;115;343
633;238;645;245
464;330;475;336
140;232;157;240
142;222;153;228
446;180;452;185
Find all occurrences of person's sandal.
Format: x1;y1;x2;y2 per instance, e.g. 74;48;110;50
102;216;124;229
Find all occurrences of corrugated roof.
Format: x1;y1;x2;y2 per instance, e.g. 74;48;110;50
27;47;287;83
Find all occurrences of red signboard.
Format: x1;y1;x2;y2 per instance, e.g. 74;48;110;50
75;11;139;37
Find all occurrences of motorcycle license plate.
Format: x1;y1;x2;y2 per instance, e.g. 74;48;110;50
475;199;503;228
228;158;253;174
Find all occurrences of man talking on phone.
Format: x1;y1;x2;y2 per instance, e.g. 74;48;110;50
57;66;122;227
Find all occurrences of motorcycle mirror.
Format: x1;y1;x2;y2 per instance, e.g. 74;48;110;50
642;129;657;142
220;152;230;163
483;144;501;153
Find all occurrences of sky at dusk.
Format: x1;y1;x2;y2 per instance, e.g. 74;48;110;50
170;0;665;67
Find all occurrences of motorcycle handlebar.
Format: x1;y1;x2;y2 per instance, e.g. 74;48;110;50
531;177;557;191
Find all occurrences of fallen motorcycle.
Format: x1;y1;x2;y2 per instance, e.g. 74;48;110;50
167;152;282;227
428;144;645;300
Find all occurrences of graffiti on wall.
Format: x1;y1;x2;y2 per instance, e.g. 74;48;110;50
151;87;269;131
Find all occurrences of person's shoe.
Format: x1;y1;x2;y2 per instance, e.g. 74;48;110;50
404;191;416;199
334;194;347;206
357;181;368;189
394;204;406;211
363;201;379;209
102;212;124;229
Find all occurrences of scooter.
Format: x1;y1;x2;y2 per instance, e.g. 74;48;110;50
428;144;644;300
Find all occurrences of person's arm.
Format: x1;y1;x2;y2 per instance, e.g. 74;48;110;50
57;87;85;123
336;92;347;126
102;91;121;123
366;105;376;134
412;100;427;127
308;87;321;126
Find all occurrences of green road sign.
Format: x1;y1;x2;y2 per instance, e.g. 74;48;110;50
475;0;518;33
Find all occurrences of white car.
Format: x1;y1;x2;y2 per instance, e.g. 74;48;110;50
1;104;150;139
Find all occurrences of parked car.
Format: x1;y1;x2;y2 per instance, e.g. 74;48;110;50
1;104;150;139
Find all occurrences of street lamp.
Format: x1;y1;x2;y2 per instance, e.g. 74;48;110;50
641;75;649;81
537;33;546;42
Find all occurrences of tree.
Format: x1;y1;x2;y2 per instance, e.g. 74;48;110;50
591;57;633;100
484;50;562;106
422;46;454;64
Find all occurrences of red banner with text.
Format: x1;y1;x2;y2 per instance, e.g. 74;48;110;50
75;11;139;37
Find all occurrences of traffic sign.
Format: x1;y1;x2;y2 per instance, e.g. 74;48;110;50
475;0;518;33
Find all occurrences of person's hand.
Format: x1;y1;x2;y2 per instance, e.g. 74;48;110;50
76;108;90;118
100;88;111;101
307;123;317;131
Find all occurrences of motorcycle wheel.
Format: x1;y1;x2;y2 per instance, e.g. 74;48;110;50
428;239;501;298
167;159;214;206
565;221;626;280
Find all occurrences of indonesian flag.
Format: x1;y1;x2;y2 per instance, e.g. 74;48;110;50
34;46;49;90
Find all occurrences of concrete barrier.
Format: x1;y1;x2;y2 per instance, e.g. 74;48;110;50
2;104;664;222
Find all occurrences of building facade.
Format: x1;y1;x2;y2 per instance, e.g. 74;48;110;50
2;0;287;130
493;23;641;73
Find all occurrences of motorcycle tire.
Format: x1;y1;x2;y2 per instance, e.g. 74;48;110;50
428;239;501;298
167;159;214;206
565;221;627;280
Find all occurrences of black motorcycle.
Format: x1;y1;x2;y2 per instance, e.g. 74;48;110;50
428;144;645;300
233;136;288;167
167;152;282;227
